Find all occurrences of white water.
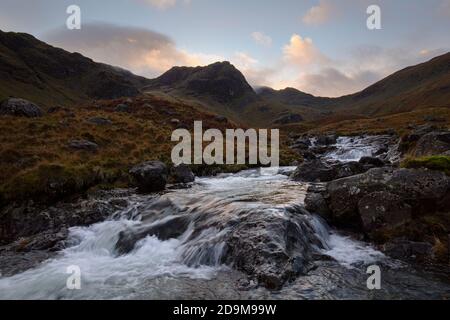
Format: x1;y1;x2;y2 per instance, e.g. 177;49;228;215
0;167;389;300
323;136;386;162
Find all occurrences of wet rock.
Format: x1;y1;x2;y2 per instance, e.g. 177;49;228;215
116;215;191;254
87;117;112;126
0;196;125;245
305;192;330;219
115;103;130;113
171;164;195;183
290;160;336;182
383;239;433;261
358;192;412;233
359;156;385;167
223;207;320;290
129;161;168;192
334;161;367;179
68;139;99;152
0;98;43;118
316;134;337;146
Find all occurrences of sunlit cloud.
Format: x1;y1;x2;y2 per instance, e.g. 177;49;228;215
302;0;334;26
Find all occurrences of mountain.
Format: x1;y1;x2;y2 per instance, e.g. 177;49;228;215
1;29;448;126
329;52;450;116
0;30;151;107
144;61;257;106
256;87;330;108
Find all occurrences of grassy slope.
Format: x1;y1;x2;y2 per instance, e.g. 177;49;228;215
0;93;298;206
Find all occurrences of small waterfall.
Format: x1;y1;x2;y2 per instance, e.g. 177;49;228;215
0;167;393;299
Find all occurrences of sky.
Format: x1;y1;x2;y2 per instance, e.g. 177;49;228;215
0;0;449;97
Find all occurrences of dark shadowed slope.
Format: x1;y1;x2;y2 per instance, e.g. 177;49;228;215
0;30;151;107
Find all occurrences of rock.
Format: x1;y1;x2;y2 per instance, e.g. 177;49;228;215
0;195;125;245
68;139;99;152
316;134;337;146
0;98;43;118
223;206;320;290
326;167;450;231
383;239;433;261
359;156;385;167
171;164;195;183
411;131;450;157
334;161;367;179
115;103;130;113
290;160;337;182
273;113;303;125
87;117;112;126
129;161;168;192
305;192;330;219
358;192;412;233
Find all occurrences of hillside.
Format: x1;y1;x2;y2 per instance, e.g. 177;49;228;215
0;30;151;107
329;52;450;116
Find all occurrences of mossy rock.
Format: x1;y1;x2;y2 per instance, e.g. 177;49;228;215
402;156;450;176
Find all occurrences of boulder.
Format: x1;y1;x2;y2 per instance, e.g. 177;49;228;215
383;239;433;261
68;139;99;152
129;161;168;192
358;191;412;233
326;167;450;230
214;115;228;123
411;131;450;157
316;134;337;146
115;103;130;113
0;98;43;118
304;192;330;219
290;160;337;182
170;164;195;183
87;117;112;126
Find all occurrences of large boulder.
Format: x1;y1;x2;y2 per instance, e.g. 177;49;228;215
326;167;450;231
0;98;43;118
411;131;450;157
129;161;168;192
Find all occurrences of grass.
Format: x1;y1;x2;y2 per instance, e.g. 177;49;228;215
0;93;300;207
401;156;450;175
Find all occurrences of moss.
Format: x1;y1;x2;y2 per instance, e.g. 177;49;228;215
401;156;450;176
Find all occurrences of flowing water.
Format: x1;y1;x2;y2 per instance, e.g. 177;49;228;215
0;138;449;300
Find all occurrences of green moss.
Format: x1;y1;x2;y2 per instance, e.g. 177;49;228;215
401;156;450;176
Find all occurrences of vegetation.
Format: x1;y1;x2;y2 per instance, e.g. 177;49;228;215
402;155;450;175
0;93;299;207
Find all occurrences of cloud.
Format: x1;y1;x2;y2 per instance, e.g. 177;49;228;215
251;32;272;47
302;0;334;26
134;0;186;10
44;23;220;78
283;34;328;67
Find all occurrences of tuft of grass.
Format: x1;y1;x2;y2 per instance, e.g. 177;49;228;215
401;156;450;176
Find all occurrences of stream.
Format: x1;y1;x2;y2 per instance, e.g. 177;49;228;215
0;136;449;300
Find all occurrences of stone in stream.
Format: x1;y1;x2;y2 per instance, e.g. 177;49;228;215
129;161;168;192
170;164;195;183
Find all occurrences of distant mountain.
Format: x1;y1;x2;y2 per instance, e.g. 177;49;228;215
331;52;450;116
144;61;257;108
0;30;150;106
1;30;448;126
